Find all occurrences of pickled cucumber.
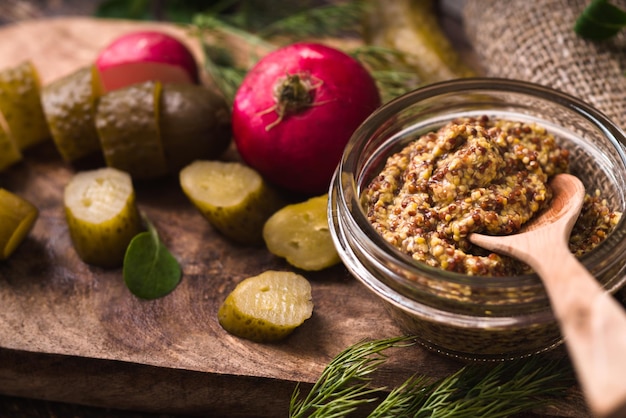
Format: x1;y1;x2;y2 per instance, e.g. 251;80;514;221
64;167;142;267
218;270;314;342
0;189;38;260
263;195;340;271
0;61;50;150
0;115;21;172
95;81;169;179
41;66;101;163
364;0;475;84
160;84;231;172
179;160;284;245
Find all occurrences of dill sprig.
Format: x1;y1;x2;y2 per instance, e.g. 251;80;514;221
351;45;423;103
290;336;414;418
290;336;577;418
256;1;365;39
191;0;419;104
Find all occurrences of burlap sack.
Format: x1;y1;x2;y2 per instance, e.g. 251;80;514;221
463;0;626;130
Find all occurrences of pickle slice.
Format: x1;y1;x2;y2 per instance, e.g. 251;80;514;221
0;61;50;150
41;66;101;163
160;83;231;172
95;81;168;179
263;195;340;271
179;160;284;245
64;167;142;267
0;114;21;172
0;189;38;259
218;270;314;342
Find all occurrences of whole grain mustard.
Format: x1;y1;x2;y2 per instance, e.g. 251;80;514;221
363;116;620;276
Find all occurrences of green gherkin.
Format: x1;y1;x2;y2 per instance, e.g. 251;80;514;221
160;83;231;172
179;160;285;245
41;66;101;163
64;167;142;268
218;271;314;342
0;61;51;150
0;116;21;172
95;81;168;180
263;195;340;271
0;188;38;260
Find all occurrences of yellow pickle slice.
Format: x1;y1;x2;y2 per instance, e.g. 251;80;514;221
0;61;51;150
41;66;101;163
263;195;340;271
64;167;142;267
94;81;169;179
160;83;231;172
0;115;21;172
0;189;38;260
218;270;314;342
179;160;285;245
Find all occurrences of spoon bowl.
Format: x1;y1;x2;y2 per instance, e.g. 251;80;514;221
470;173;626;418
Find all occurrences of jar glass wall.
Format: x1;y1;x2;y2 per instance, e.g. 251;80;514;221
329;78;626;360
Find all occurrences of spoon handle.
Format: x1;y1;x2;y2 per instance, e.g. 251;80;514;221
523;243;626;418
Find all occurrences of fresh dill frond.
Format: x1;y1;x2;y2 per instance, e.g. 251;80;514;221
192;13;274;102
192;1;419;102
289;336;415;418
414;356;575;418
192;13;276;52
257;1;365;39
351;45;423;102
291;336;576;418
367;374;435;418
198;41;248;105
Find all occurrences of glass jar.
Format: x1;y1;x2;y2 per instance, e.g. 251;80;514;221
329;78;626;361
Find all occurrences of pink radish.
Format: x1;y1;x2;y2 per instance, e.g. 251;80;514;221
95;30;199;93
232;42;381;195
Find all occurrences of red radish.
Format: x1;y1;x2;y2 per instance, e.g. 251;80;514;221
95;30;199;93
232;42;381;195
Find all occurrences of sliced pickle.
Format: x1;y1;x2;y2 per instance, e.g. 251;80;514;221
95;81;168;179
160;83;231;172
179;160;284;245
263;195;340;271
64;167;142;267
0;61;50;150
0;114;21;172
218;270;314;342
0;189;38;260
41;66;100;163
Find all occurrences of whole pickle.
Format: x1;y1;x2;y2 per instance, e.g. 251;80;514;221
364;0;475;84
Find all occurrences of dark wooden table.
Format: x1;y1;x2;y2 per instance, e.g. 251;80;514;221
0;2;592;418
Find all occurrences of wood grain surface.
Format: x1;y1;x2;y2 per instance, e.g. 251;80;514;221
0;17;588;418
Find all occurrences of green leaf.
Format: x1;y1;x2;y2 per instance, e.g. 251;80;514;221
574;0;626;40
123;215;182;300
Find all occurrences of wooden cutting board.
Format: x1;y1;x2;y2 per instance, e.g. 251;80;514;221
0;17;587;417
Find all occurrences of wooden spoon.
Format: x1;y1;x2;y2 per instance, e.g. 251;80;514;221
470;173;626;418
